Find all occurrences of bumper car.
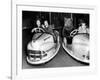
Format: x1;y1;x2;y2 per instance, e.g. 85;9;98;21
26;28;60;65
62;29;89;63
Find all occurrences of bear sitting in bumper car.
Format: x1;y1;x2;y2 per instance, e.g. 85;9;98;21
62;19;89;63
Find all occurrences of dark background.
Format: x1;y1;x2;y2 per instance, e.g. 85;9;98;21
22;11;89;29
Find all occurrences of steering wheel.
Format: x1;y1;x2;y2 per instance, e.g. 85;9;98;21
70;29;78;37
31;28;45;33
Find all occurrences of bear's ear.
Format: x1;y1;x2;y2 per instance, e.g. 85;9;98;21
64;17;68;21
64;17;72;23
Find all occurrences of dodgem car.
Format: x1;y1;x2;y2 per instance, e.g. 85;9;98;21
62;28;89;64
26;27;60;65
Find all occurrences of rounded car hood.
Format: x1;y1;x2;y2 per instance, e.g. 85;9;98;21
72;33;89;59
28;33;55;51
